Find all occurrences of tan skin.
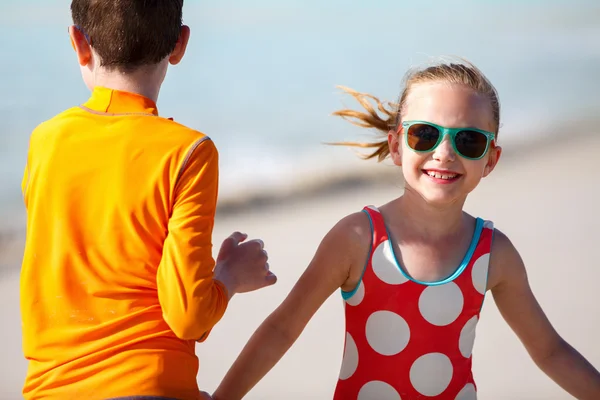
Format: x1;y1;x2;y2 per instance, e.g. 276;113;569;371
212;83;600;400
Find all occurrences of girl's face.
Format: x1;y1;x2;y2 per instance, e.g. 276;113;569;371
388;82;502;207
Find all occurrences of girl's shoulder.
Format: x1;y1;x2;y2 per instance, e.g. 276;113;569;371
296;209;374;294
328;209;373;250
331;205;389;250
325;207;380;261
327;208;377;292
486;226;526;291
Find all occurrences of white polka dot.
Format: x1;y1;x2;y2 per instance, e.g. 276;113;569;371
365;311;410;356
339;333;359;380
471;253;490;295
372;240;409;285
455;383;477;400
418;282;464;326
346;281;365;306
358;381;401;400
483;220;494;230
410;353;453;397
459;316;478;358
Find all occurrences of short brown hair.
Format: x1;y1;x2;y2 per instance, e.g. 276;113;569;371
71;0;184;71
331;58;501;162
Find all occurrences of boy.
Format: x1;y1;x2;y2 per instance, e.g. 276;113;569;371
19;1;276;399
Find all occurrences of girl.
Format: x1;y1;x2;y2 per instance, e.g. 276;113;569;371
212;59;600;399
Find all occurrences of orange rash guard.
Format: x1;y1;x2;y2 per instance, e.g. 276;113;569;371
20;87;228;400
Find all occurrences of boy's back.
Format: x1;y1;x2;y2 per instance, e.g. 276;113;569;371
20;2;277;398
21;87;226;399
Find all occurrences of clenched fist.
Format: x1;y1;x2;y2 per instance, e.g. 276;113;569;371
214;232;277;298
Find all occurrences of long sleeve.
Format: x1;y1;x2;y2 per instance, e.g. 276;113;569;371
156;137;228;341
20;89;230;398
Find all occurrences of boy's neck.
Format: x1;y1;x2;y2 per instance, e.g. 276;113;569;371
92;64;167;103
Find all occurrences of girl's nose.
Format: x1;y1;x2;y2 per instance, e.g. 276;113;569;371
432;135;456;163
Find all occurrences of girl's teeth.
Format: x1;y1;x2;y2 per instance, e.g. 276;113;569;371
427;171;457;179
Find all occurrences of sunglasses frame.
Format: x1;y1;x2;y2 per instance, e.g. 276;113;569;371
401;120;496;160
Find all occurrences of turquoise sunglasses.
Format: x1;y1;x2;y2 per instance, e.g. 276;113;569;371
401;120;496;160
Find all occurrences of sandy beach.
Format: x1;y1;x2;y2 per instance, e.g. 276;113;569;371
1;131;599;400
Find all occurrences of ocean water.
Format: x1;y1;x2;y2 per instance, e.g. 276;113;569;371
1;0;599;228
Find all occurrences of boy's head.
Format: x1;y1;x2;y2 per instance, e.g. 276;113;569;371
69;0;189;91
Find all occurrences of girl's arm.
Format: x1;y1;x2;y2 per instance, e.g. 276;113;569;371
489;229;600;399
212;212;371;400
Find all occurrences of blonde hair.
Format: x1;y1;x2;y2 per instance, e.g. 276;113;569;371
330;58;501;161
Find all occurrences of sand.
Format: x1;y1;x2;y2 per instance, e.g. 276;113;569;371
1;132;599;399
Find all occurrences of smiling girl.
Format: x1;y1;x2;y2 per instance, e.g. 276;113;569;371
211;59;600;400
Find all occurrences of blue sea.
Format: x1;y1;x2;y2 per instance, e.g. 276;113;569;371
1;0;599;230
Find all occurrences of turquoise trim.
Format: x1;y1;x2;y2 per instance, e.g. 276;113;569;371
341;209;373;300
384;217;484;286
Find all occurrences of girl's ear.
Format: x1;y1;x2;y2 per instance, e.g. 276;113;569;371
388;129;402;166
483;144;502;177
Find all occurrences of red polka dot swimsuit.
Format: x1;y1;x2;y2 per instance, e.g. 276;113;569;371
334;206;493;400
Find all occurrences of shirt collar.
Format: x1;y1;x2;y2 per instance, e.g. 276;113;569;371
82;86;159;116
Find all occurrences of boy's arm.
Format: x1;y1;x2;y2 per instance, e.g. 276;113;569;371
490;229;600;399
156;137;227;341
213;212;371;400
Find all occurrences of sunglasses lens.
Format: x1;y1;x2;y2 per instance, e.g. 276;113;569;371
406;124;440;151
455;130;489;159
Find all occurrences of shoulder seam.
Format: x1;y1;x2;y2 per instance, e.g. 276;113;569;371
174;136;212;187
